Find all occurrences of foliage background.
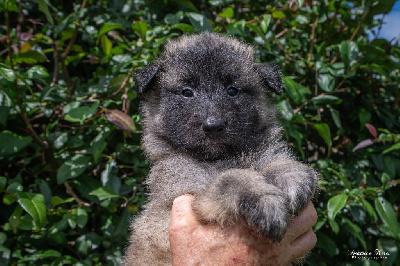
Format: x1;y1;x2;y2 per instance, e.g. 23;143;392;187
1;0;399;265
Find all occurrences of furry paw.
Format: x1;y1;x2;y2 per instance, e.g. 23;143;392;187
262;158;317;216
192;169;291;242
238;191;289;242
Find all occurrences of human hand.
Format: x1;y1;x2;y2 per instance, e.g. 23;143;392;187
169;194;317;266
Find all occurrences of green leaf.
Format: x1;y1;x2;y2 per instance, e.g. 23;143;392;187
340;40;359;69
108;74;129;91
329;107;342;129
14;50;47;64
312;95;342;106
91;131;108;164
276;100;293;121
295;0;305;8
343;218;367;250
172;0;198;12
71;208;88;229
377;238;399;266
16;192;47;229
57;155;91;184
98;22;124;37
313;123;332;156
374;197;399;237
227;20;246;36
218;7;234;18
260;14;271;33
164;11;184;25
0;90;12;107
327;168;351;189
0;131;32;157
272;11;285;19
0;63;16;82
329;218;339;234
187;12;213;32
327;194;348;220
132;21;148;39
50;196;74;208
172;23;194;33
358;109;371;128
25;65;50;79
89;187;122;201
36;0;54;24
360;198;378;222
101;35;112;56
53;132;69;150
382;142;400;154
282;77;304;104
315;232;338;257
64;102;99;124
318;67;335;92
0;176;6;191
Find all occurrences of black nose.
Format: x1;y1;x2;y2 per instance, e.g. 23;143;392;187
202;118;226;135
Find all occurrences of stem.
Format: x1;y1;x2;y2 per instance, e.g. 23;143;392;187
64;182;90;208
5;2;49;151
307;16;319;62
61;0;88;59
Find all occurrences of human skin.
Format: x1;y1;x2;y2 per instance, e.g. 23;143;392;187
169;194;318;266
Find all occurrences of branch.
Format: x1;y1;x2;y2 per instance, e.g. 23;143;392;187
61;0;88;59
50;40;59;86
64;182;90;208
307;16;319;62
293;87;350;114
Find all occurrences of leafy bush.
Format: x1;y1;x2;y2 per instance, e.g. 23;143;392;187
0;0;399;265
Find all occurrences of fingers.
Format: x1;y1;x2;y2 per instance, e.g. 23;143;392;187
290;229;317;260
286;201;317;242
170;194;197;234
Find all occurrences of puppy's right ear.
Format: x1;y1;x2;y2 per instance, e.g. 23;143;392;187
134;62;160;93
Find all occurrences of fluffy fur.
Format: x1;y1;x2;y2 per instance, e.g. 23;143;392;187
123;32;317;265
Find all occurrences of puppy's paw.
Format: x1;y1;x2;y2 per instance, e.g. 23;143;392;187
238;191;289;242
285;167;317;216
262;158;317;216
192;194;233;225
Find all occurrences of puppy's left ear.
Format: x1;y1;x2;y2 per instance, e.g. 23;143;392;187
134;62;160;93
255;64;283;94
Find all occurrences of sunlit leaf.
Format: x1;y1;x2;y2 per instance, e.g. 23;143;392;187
132;21;148;39
0;131;32;157
375;197;399;237
0;63;16;82
340;41;359;69
187;12;213;32
89;187;122;201
37;0;54;24
313;123;332;156
16;192;47;229
327;194;348;220
218;7;234;18
57;155;91;184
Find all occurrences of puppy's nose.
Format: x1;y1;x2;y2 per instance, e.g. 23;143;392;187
202;118;226;135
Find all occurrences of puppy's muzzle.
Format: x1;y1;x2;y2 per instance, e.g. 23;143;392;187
202;117;226;138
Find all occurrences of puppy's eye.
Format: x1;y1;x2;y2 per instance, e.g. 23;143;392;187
181;88;194;97
227;85;239;96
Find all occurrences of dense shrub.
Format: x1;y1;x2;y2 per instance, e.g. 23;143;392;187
0;0;399;265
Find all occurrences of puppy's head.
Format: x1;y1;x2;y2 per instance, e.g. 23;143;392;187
136;33;282;161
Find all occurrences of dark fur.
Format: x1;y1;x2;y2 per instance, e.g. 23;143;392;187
123;33;317;265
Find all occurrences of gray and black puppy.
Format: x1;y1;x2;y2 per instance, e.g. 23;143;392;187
124;32;317;265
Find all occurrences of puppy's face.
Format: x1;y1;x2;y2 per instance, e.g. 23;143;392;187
137;33;281;161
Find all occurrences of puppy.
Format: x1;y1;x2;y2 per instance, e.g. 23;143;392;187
123;32;317;265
